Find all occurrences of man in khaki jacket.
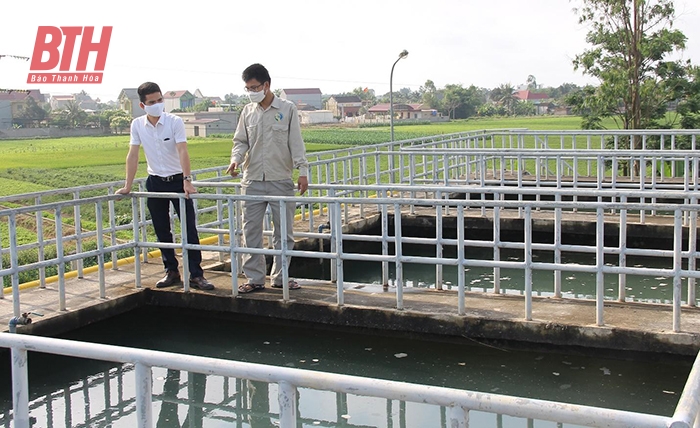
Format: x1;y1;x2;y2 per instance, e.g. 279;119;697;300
226;63;308;293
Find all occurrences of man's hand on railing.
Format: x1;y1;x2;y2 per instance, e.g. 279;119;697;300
115;186;131;196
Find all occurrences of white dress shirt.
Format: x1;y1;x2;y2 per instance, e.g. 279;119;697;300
130;112;187;177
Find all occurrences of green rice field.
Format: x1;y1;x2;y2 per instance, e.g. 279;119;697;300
0;115;624;285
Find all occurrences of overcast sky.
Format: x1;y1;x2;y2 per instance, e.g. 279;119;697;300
2;0;699;102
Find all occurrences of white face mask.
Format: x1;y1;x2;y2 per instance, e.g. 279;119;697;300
143;102;165;117
248;89;266;103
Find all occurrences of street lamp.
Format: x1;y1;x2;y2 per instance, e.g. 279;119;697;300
389;49;408;141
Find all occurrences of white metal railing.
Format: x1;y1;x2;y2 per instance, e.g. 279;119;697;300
2;129;700;427
3;184;700;332
1;332;699;428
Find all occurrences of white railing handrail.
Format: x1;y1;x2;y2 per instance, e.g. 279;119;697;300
0;332;686;428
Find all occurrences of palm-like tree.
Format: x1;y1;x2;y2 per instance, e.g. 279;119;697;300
526;75;538;90
491;83;518;115
64;100;87;128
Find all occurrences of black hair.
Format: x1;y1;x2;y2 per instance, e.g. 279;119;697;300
137;82;162;102
242;63;271;84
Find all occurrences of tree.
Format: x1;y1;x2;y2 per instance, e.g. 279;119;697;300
491;83;518;115
18;96;46;128
572;0;689;140
526;75;538;90
63;100;88;127
440;84;483;119
420;80;441;110
191;98;214;112
676;65;700;130
109;111;131;134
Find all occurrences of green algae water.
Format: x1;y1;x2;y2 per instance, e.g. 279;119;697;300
328;243;695;304
0;306;692;427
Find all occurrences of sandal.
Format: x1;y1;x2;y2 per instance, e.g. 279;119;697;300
272;280;301;290
238;283;265;294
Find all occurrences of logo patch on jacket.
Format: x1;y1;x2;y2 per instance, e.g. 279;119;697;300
275;112;283;121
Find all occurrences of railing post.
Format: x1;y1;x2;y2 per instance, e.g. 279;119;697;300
689;198;698;307
334;200;344;307
435;196;443;291
673;209;683;333
457;205;466;316
280;199;290;302
278;381;297;428
618;196;628;302
554;194;562;298
180;197;190;292
9;213;20;317
11;347;29;428
329;188;337;285
493;193;501;294
35;195;46;287
132;198;142;289
449;405;469;428
381;189;389;289
524;206;532;321
394;202;404;310
55;208;66;312
108;186;118;270
96;202;106;299
134;363;153;428
228;200;239;297
73;190;84;278
596;207;605;327
139;181;149;264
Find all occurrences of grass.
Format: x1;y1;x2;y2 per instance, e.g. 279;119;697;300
0;115;654;286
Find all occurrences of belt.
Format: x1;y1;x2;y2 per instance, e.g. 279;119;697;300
152;173;183;182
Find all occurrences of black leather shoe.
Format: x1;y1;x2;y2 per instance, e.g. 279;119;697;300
190;276;215;290
156;270;182;288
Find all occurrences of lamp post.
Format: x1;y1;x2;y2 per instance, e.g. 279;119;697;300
389;49;408;141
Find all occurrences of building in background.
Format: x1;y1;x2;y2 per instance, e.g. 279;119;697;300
175;111;239;137
118;88;144;118
280;88;322;110
164;90;195;112
326;95;362;118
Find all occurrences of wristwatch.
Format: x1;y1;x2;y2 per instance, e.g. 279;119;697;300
184;175;193;182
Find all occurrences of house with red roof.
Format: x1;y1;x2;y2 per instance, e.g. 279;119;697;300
513;90;552;115
164;90;195;112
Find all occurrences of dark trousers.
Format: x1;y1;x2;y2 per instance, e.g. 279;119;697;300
145;175;203;278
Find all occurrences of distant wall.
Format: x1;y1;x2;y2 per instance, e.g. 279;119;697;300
0;128;111;140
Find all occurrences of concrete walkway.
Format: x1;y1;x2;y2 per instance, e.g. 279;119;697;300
4;247;700;357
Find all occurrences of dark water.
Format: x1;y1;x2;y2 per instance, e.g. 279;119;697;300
325;243;695;304
0;307;692;427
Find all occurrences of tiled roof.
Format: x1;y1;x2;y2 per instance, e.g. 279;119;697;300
164;90;190;99
282;88;322;95
332;95;362;104
368;103;423;112
514;90;550;101
119;88;139;99
0;89;44;102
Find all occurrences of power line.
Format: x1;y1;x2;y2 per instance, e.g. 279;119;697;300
0;54;30;61
0;89;30;94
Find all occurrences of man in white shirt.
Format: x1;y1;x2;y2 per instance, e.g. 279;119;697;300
226;64;308;294
116;82;214;291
